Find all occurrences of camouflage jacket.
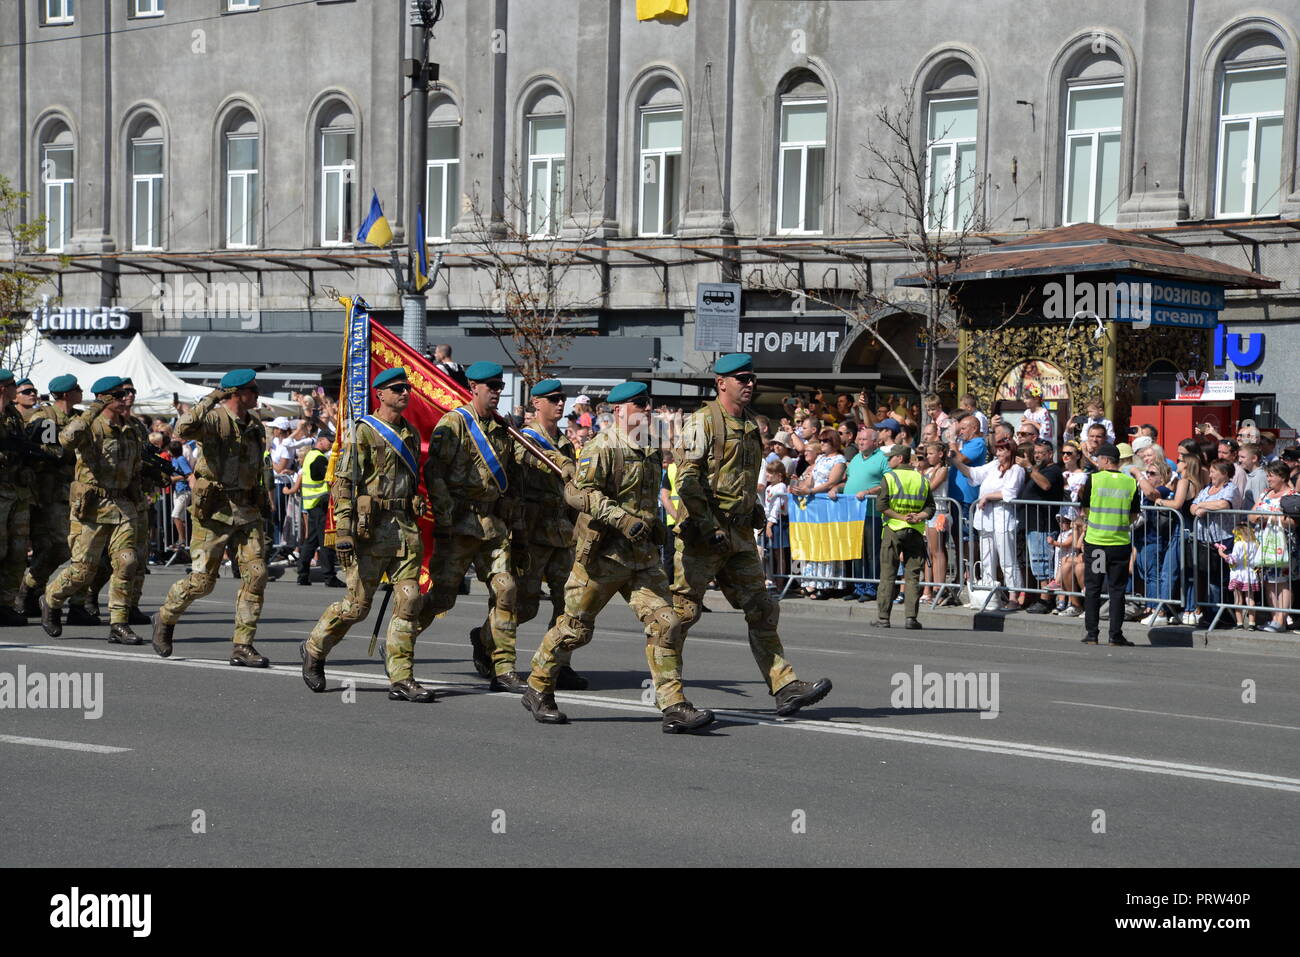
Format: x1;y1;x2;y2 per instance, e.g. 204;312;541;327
60;404;142;524
572;425;662;570
0;402;41;499
424;405;519;541
25;404;76;503
675;400;764;536
333;415;422;555
175;393;270;526
516;426;575;548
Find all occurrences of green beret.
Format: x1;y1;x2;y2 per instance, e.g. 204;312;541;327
607;381;649;404
465;361;504;382
15;378;32;388
530;378;564;398
713;353;753;376
372;367;409;390
0;370;13;385
91;375;125;395
220;368;257;390
48;374;79;394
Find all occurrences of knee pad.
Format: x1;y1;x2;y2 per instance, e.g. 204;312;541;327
189;572;218;598
489;572;517;612
743;592;780;630
112;548;138;580
391;580;422;620
555;613;594;652
673;595;701;631
647;606;682;650
340;594;372;623
241;560;268;593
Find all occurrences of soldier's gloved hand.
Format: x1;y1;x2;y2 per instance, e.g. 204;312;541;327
614;511;649;543
335;536;355;569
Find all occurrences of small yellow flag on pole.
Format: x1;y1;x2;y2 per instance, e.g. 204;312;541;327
636;0;688;21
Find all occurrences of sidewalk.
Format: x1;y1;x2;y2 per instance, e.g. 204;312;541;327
773;591;1300;655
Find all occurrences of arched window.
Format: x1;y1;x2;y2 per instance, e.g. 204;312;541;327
222;109;259;248
923;61;979;231
524;86;567;238
426;97;461;241
39;121;75;252
128;115;164;250
316;102;356;246
1214;33;1286;218
777;72;826;234
637;79;683;237
1062;51;1124;225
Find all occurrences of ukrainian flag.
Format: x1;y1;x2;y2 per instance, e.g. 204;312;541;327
357;190;393;248
789;494;868;562
413;204;431;291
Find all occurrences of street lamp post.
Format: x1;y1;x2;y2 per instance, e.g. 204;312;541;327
403;0;443;355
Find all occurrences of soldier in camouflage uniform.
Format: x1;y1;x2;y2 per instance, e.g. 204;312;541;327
152;369;271;666
300;367;434;701
41;375;145;644
415;360;528;693
120;377;160;626
19;375;84;621
522;381;715;734
672;353;832;717
0;370;33;626
512;378;587;690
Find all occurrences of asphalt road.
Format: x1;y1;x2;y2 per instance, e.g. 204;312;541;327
2;565;1298;867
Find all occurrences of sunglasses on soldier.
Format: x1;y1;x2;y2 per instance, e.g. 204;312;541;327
384;384;412;394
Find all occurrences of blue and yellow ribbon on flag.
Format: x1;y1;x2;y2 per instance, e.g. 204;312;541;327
413;204;431;292
788;494;869;562
357;190;393;248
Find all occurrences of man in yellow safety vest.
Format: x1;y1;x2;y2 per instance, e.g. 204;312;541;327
293;433;342;587
875;444;936;629
1079;443;1141;646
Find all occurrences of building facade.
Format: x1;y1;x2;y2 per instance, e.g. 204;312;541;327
3;0;1300;423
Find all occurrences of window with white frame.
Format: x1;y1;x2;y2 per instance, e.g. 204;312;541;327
226;0;258;11
320;128;355;245
226;134;258;248
639;109;682;236
777;100;826;233
131;0;164;17
425;124;460;241
42;142;74;252
1063;84;1123;225
131;139;164;250
43;1;74;24
1216;65;1285;218
925;96;977;231
527;115;566;238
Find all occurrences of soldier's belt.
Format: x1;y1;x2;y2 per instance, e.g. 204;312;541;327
462;499;497;516
374;496;417;514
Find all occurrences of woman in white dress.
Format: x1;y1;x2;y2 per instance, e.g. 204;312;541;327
949;440;1026;610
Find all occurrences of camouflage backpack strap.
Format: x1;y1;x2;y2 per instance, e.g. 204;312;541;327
706;399;725;495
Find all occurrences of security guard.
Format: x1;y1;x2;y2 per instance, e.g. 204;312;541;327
671;353;832;717
416;360;526;693
0;370;33;626
523;380;713;734
153;369;273;665
41;375;145;644
293;433;342;587
300;367;433;701
874;444;936;629
19;375;83;621
1079;443;1140;647
512;378;587;690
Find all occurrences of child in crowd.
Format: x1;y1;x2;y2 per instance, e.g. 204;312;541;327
1216;523;1260;629
763;460;791;589
1049;516;1085;616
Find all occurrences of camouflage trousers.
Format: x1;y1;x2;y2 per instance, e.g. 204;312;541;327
671;525;796;695
127;501;150;610
0;492;30;607
529;558;685;709
22;491;71;595
516;542;573;631
419;533;517;676
307;545;423;683
159;517;266;644
46;516;136;625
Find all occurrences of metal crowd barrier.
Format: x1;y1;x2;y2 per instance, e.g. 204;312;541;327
1192;506;1297;631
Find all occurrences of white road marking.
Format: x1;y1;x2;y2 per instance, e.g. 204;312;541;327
5;641;1299;793
0;734;130;754
1053;699;1300;732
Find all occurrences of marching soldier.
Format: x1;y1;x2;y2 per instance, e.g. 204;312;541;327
522;381;714;734
152;369;272;666
300;367;434;701
0;370;33;626
14;378;40;418
19;375;87;622
120;377;158;626
41;376;145;644
415;360;527;692
672;353;832;717
874;444;936;629
513;378;586;690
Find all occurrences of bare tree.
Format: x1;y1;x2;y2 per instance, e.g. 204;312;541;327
0;174;57;377
459;161;607;389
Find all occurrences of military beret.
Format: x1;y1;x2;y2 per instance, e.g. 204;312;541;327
465;361;504;382
372;367;409;390
0;370;13;385
530;378;564;398
882;443;912;460
118;376;133;385
15;378;32;388
220;368;257;390
48;374;79;394
713;353;753;376
91;375;125;395
607;381;649;404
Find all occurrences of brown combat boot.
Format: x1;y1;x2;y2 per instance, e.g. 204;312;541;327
489;671;530;694
521;687;567;724
300;641;327;693
662;701;716;734
151;612;174;658
107;623;143;645
39;595;62;638
229;643;269;667
774;678;833;717
388;678;435;702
